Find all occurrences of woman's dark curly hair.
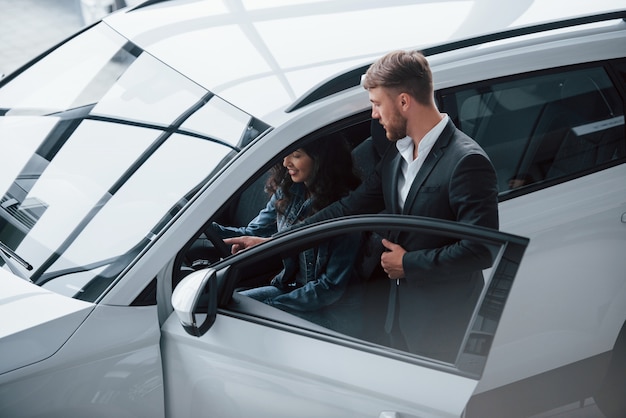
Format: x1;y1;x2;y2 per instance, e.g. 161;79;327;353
267;131;361;216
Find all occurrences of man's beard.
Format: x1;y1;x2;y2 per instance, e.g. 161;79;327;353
384;113;407;141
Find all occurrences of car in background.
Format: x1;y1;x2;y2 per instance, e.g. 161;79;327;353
0;1;624;417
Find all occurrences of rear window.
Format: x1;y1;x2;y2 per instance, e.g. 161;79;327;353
440;63;625;196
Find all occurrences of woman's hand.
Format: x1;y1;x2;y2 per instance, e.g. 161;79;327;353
224;236;270;254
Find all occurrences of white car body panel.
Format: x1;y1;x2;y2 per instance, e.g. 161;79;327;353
161;310;477;418
478;164;626;392
0;269;93;374
0;302;164;418
430;20;626;90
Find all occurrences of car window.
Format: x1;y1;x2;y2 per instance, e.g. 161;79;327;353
176;120;374;284
439;62;625;196
0;23;269;301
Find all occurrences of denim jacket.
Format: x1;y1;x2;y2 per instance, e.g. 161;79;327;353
214;184;361;312
269;230;361;312
212;194;279;238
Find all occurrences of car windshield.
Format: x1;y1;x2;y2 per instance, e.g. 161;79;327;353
0;23;269;301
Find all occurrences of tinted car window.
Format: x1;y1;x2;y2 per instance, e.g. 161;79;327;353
439;63;625;195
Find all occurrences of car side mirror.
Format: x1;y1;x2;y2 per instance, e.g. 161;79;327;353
171;268;218;337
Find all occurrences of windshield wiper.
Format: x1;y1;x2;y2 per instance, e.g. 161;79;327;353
0;240;33;280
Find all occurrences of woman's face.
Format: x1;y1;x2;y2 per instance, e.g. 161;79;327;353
283;149;314;185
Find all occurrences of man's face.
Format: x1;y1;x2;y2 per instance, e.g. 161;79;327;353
368;87;407;141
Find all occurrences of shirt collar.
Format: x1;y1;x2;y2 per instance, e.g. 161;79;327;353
396;114;449;162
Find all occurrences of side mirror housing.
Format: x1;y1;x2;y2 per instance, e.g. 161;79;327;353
171;268;217;336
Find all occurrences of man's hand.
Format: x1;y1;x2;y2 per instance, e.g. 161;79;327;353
381;238;406;280
224;236;269;254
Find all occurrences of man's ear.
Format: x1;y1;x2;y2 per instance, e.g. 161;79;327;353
398;92;411;111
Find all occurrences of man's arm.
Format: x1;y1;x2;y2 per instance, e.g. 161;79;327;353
298;158;387;227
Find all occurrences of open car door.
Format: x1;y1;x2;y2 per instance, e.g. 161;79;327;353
162;215;529;418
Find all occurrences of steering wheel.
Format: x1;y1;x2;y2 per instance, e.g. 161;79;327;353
203;226;232;259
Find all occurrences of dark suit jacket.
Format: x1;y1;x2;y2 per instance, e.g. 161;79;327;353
306;119;499;361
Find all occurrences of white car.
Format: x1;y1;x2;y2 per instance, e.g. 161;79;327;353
0;1;624;417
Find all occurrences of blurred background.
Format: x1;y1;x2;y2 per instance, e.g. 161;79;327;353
0;0;138;77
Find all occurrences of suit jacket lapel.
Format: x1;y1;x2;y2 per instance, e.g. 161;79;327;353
387;152;403;215
402;121;455;215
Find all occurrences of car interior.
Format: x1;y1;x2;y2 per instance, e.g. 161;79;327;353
441;62;626;195
170;117;400;340
520;73;625;181
174;117;387;284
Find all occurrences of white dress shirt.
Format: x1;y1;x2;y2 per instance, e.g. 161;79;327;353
396;114;449;210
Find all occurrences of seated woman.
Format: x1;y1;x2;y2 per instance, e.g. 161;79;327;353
215;133;363;333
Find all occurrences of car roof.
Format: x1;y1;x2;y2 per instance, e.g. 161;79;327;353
103;0;626;120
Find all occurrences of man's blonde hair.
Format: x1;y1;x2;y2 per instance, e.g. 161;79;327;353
362;50;433;106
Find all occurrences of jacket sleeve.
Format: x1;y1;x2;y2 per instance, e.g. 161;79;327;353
295;158;388;228
268;232;362;311
212;193;278;238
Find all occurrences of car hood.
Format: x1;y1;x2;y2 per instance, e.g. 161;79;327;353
0;269;94;375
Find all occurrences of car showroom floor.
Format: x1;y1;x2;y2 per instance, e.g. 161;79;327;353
0;1;609;417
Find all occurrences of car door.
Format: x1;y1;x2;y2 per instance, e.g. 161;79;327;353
161;215;528;418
